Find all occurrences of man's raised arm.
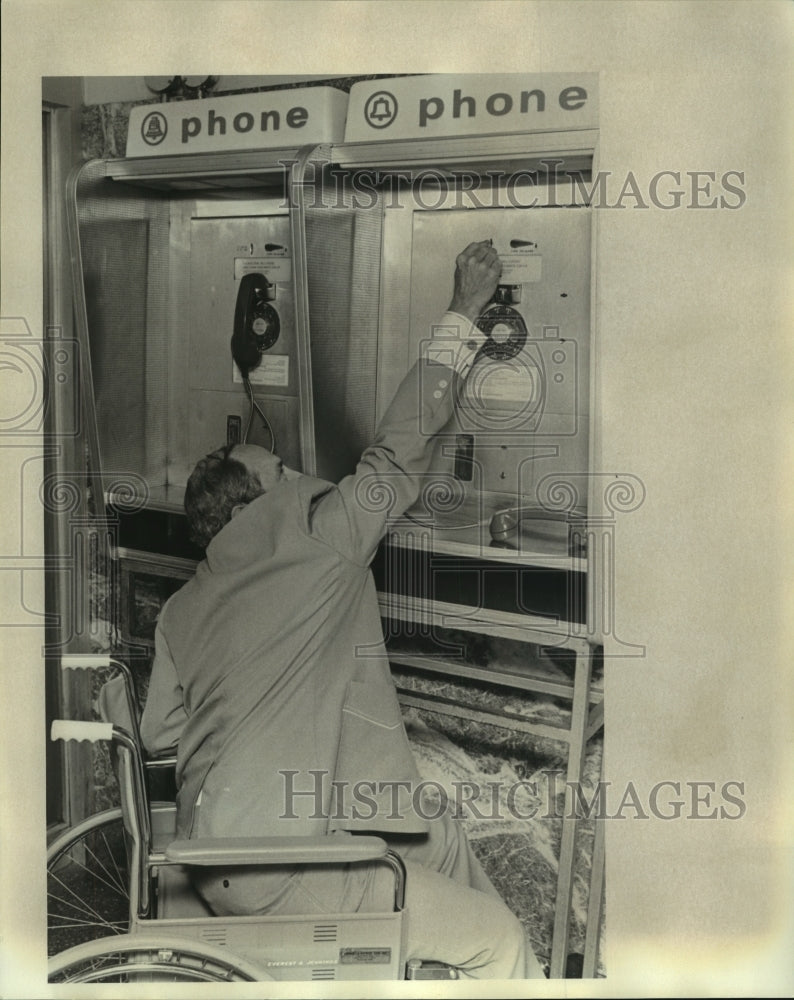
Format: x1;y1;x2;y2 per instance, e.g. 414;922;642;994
313;241;501;565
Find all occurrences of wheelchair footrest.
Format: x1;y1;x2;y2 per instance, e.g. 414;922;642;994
406;959;458;980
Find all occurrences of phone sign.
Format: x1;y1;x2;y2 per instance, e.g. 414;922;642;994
364;91;398;129
140;111;168;146
346;74;598;141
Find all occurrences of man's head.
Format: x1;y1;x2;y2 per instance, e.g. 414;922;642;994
184;443;288;548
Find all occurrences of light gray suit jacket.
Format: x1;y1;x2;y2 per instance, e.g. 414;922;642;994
141;357;465;842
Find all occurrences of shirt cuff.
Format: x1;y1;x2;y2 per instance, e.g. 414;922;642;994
421;311;487;377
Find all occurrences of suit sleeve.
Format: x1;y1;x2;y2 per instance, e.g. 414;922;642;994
311;311;486;566
140;613;189;755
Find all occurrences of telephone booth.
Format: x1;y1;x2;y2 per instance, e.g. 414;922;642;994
64;74;606;977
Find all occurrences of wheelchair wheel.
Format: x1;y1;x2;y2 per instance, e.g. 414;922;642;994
47;808;129;955
48;933;272;983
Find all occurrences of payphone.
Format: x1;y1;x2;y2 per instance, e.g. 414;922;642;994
67;125;329;522
65;149;320;651
232;272;281;377
67;79;597;630
186;212;301;471
373;197;591;547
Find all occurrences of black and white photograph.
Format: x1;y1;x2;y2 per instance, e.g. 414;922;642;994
2;3;793;998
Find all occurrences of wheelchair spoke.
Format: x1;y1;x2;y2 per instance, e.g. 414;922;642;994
47;877;126;928
47;812;131;955
48;913;128;934
51;841;127;897
79;827;127;891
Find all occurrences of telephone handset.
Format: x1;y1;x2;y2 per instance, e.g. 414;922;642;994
231;272;280;378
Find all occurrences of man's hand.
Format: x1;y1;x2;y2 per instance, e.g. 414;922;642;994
448;241;502;322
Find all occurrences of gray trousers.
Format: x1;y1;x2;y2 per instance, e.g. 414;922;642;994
194;814;545;980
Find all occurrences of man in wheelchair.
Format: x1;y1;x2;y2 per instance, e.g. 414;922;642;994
137;242;545;979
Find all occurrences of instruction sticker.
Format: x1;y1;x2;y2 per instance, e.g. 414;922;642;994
234;256;292;283
233;355;290;387
498;254;542;283
477;365;539;403
466;357;542;407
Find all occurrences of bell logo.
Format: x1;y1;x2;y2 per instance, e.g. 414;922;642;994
141;111;168;146
364;91;398;130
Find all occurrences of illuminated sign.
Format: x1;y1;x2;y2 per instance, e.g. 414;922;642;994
345;74;598;142
126;87;349;157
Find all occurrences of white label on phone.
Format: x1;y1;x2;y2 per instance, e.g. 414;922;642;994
234;256;292;283
233;355;290;387
498;254;542;283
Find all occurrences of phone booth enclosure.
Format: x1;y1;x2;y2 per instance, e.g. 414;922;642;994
303;172;592;528
304;191;384;483
74;162;173;499
72;162;304;510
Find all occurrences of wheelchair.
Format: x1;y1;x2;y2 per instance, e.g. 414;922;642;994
47;655;456;984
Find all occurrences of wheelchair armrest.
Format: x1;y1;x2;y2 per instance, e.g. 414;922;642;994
164;834;389;867
146;753;177;769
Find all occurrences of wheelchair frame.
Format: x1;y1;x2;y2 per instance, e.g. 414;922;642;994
48;655;449;985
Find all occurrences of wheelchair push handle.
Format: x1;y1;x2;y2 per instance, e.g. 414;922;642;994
60;654;115;671
58;654;144;749
51;720;115;744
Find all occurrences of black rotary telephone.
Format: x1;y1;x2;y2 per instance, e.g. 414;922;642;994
231;272;281;378
476;285;528;361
